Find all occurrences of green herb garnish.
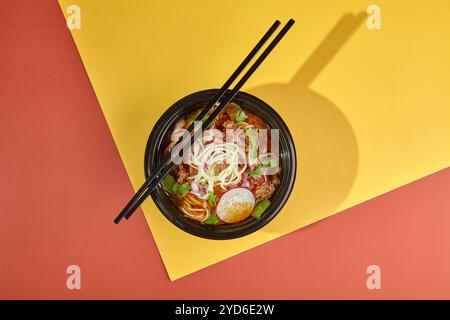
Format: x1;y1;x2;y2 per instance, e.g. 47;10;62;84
205;212;221;225
247;154;279;178
188;108;209;126
173;183;190;198
162;174;176;193
226;103;247;123
246;128;258;160
252;200;271;219
248;166;264;177
208;192;218;206
187;109;201;125
235;109;247;122
162;175;190;198
248;161;272;178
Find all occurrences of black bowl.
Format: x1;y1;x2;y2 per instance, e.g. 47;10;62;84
145;89;297;240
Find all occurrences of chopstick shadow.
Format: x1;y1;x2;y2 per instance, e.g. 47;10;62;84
248;12;367;234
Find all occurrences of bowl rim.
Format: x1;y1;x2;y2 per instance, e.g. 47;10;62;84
144;89;297;240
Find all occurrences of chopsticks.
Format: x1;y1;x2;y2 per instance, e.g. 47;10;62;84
114;19;295;224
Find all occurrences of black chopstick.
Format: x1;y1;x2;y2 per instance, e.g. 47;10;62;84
114;20;282;224
122;19;295;221
119;19;295;222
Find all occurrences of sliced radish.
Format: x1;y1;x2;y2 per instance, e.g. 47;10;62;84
216;188;255;223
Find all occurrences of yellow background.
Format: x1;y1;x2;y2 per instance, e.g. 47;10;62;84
59;0;450;280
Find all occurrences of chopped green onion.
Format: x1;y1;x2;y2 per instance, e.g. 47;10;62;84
246;128;258;160
187;109;201;125
252;200;270;219
235;109;247;122
226;103;247;123
187;109;208;125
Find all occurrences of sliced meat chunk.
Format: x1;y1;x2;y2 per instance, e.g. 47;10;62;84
189;165;198;176
175;165;189;184
222;120;237;129
246;113;267;129
254;180;275;201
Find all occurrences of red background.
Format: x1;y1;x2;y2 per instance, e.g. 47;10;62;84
1;0;449;299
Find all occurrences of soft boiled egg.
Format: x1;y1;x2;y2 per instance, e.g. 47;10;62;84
216;188;255;223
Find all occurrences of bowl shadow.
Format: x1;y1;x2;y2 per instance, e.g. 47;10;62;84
248;12;367;234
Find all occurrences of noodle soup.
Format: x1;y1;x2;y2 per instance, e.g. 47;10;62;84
161;103;281;225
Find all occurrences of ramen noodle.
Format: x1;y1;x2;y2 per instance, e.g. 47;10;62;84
161;103;280;224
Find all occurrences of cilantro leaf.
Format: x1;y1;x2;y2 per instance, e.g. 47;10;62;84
248;166;264;177
162;175;190;198
247;160;273;178
162;174;176;193
173;183;190;198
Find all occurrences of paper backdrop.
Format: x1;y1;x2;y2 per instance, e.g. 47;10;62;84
59;0;450;280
